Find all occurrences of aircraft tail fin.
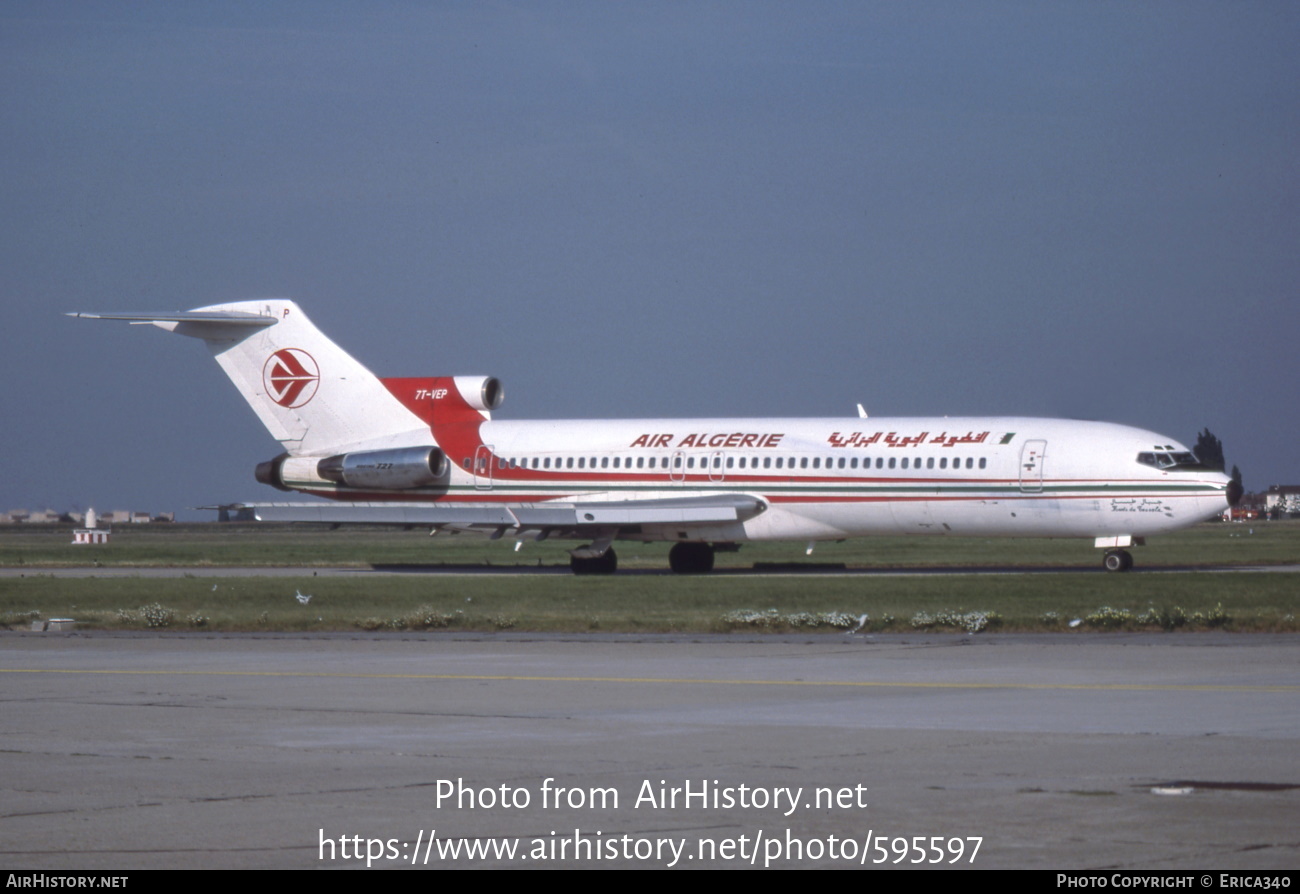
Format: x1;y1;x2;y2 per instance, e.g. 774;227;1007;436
71;300;428;456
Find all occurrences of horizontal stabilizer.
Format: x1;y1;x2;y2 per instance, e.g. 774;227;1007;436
68;310;277;327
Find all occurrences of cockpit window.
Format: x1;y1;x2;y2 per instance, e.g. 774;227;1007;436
1136;450;1209;471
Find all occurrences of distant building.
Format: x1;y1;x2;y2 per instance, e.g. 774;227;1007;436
72;506;110;545
2;508;173;525
1265;485;1300;517
8;509;62;524
72;529;110;544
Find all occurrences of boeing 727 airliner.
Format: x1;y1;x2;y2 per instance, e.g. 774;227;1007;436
73;300;1239;573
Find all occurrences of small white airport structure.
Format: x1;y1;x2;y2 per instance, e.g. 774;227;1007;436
71;507;110;545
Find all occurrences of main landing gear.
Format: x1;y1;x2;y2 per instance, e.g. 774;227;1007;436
569;543;717;574
570;548;617;575
1103;549;1133;573
669;542;715;574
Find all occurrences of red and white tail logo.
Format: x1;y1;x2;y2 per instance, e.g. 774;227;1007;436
262;348;320;408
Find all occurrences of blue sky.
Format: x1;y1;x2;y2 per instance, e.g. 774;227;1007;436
2;2;1295;518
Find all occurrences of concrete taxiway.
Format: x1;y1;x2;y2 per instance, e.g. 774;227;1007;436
2;563;1297;578
1;632;1296;869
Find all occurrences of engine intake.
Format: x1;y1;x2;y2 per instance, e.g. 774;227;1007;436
454;376;504;412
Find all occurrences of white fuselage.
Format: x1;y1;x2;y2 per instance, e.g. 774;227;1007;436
283;415;1233;545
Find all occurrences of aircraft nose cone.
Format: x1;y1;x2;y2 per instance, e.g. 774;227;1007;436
1226;478;1243;507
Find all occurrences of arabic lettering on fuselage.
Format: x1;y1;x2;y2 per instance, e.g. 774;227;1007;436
826;431;992;449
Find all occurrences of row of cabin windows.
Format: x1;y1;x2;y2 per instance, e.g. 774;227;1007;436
463;454;989;473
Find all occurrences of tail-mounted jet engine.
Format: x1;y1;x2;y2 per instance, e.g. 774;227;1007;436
256;446;450;491
452;376;504;413
317;446;450;490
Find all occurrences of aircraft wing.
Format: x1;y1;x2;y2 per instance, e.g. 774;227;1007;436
250;494;765;532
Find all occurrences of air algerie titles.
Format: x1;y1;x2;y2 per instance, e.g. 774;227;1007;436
629;432;785;449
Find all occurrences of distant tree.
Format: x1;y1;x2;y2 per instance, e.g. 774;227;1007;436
1231;464;1243;491
1195;428;1226;471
